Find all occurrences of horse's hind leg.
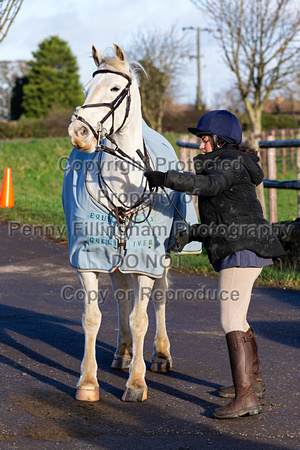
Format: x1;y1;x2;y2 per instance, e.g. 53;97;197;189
150;265;172;373
122;274;154;402
110;270;132;369
76;271;101;401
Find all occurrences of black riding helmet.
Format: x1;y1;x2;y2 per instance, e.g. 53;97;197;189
188;110;242;150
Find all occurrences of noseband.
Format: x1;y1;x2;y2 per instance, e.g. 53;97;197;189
73;68;189;228
74;69;132;147
74;67;151;222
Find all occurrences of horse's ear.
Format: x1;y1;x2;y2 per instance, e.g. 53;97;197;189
113;43;126;62
92;45;103;67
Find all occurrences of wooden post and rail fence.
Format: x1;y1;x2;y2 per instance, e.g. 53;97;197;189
176;129;300;222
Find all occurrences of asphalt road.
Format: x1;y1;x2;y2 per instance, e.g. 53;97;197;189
0;223;299;449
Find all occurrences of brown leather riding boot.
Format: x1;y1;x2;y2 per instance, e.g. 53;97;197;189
218;327;265;399
213;330;262;419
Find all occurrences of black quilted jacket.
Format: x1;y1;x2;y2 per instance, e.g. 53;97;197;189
164;146;285;263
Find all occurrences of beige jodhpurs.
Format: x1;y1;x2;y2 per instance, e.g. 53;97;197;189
218;267;262;334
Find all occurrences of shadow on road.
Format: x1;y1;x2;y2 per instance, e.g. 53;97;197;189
252;319;300;349
1;303;218;417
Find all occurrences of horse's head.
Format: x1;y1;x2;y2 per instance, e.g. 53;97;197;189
68;44;137;153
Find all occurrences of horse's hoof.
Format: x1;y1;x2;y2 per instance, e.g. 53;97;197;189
75;386;99;402
150;358;172;373
121;387;147;402
111;356;131;370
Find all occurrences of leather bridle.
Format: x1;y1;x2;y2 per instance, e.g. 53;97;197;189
74;69;132;147
74;68;153;224
73;67;189;230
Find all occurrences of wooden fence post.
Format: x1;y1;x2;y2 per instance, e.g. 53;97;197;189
260;131;267;175
267;135;277;223
249;132;255;143
189;136;199;211
297;129;300;218
289;129;295;170
270;129;276;141
179;135;189;171
280;129;286;174
189;136;198;168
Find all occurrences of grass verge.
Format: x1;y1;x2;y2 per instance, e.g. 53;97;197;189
0;136;299;289
172;250;300;290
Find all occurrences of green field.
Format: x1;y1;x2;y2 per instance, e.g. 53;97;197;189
0;138;68;235
0;136;299;289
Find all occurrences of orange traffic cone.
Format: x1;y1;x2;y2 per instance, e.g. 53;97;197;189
0;167;14;208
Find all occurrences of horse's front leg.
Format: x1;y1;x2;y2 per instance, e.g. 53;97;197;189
75;271;101;401
122;274;155;402
150;264;172;373
110;270;132;369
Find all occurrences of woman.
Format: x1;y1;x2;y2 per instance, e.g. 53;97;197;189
145;110;285;419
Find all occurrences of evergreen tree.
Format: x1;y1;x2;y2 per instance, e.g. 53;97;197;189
22;36;84;118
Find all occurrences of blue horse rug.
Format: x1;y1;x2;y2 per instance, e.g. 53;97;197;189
62;121;202;277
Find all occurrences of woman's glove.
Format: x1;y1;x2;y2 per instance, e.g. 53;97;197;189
144;170;166;189
175;229;190;252
175;224;203;252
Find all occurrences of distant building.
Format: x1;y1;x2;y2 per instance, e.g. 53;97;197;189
263;96;300;114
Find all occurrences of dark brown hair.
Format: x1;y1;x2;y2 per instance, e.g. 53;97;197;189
217;138;260;161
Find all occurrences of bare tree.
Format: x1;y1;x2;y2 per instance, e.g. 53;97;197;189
191;0;300;134
213;86;245;113
127;26;188;133
0;0;23;44
282;67;300;105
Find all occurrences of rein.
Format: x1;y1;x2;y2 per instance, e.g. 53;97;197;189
75;68;145;171
97;142;151;215
75;69;132;140
75;67;189;229
76;68;153;225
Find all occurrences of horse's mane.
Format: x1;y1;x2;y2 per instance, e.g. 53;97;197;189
100;56;146;83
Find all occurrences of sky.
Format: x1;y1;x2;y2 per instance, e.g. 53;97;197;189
1;0;234;107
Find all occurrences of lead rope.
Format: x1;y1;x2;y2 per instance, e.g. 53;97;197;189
94;133;190;229
97;141;151;214
136;148;190;228
78;68;190;229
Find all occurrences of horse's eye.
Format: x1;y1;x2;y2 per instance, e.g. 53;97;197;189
111;86;120;92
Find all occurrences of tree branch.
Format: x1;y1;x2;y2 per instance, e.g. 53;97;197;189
0;0;23;44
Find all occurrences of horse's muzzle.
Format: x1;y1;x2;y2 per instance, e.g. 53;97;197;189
68;121;95;152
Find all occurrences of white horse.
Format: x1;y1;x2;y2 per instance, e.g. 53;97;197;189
65;44;201;402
